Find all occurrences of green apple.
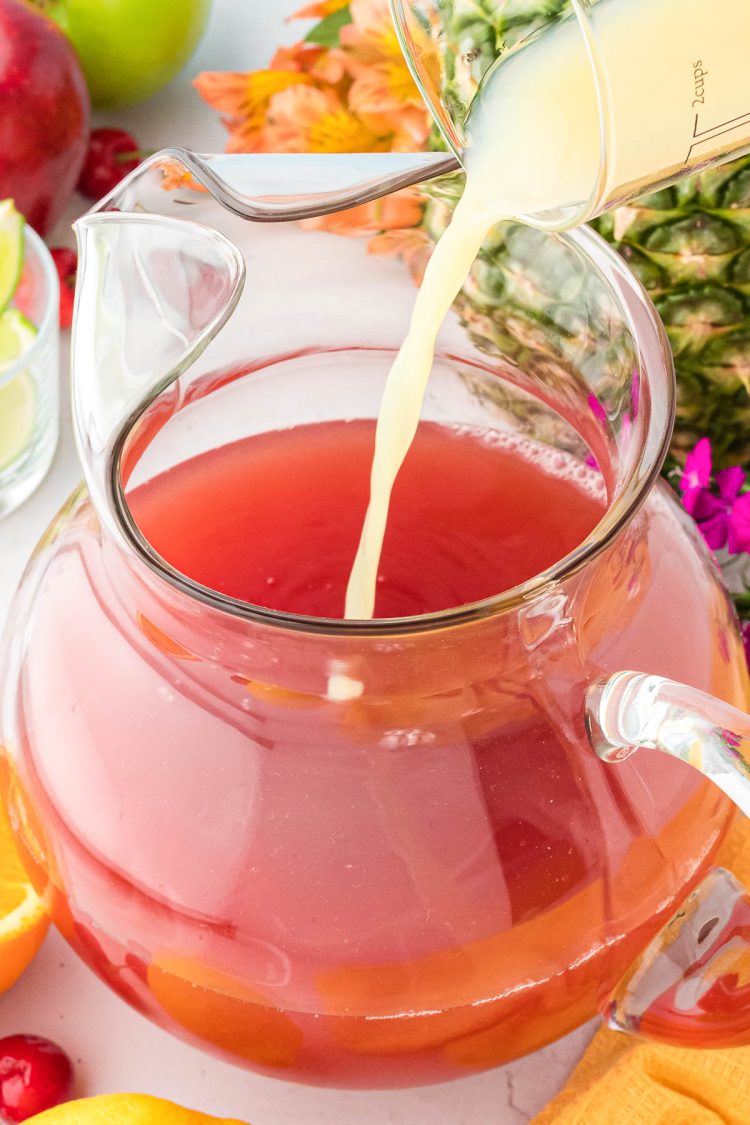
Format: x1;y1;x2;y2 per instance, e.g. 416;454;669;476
35;0;212;109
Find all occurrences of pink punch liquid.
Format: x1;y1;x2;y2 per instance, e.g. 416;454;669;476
7;417;741;1087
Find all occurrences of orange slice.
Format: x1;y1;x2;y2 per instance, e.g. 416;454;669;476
0;797;49;992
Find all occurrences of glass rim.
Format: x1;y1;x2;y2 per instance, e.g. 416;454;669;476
114;222;675;638
0;225;59;391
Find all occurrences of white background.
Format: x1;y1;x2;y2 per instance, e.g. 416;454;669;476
0;1;595;1120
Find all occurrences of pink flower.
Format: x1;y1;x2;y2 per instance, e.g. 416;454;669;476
680;436;712;512
679;439;750;554
743;621;750;670
587;393;607;425
729;485;750;554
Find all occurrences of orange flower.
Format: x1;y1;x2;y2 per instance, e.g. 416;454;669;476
193;69;314;144
158;159;209;193
302;185;426;235
368;227;433;284
291;0;351;18
223;126;269;154
194;0;433;169
339;0;403;64
337;0;433;147
301;184;430;283
261;84;391;153
348;59;423;116
269;43;347;87
354;104;432;150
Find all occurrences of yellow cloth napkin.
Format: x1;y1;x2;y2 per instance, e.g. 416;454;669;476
533;817;750;1124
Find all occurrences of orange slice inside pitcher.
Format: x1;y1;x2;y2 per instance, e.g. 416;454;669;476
148;956;303;1069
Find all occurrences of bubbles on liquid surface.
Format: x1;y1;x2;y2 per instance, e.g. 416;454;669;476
448;423;607;503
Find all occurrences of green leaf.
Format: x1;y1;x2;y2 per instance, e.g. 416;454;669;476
305;6;352;47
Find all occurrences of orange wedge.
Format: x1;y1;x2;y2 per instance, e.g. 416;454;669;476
23;1093;248;1124
0;798;48;992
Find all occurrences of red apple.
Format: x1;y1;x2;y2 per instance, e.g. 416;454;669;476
0;0;89;233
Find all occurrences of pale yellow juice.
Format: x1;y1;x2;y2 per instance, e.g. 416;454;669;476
344;0;750;620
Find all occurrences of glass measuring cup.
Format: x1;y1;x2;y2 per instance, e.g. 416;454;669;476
391;0;750;228
95;1;750;230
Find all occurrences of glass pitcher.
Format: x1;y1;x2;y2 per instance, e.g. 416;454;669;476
3;159;750;1089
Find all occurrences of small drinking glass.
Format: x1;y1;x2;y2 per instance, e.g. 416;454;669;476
0;225;59;518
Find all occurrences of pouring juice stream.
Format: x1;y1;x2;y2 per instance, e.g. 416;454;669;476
345;0;750;619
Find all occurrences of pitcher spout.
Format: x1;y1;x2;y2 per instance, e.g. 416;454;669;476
71;211;245;540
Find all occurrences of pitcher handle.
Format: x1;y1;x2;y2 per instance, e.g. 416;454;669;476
586;671;750;1045
603;866;750;1047
586;671;750;818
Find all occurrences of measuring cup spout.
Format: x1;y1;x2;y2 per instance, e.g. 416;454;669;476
92;149;461;224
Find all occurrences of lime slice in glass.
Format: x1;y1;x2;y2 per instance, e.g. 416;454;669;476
0;309;37;472
0;200;25;315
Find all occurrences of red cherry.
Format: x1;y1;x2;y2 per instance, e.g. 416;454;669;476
77;127;141;201
49;247;77;330
0;1035;73;1122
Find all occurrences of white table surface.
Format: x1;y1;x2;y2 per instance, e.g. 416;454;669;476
0;1;597;1120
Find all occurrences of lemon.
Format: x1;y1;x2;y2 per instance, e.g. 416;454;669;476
0;200;25;315
0;309;37;472
26;1093;249;1124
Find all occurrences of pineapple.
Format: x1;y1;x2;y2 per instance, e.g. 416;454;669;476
424;0;750;466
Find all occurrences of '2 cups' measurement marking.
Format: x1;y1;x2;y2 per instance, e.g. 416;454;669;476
686;108;750;164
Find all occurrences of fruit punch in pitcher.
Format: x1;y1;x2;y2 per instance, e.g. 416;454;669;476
6;333;746;1085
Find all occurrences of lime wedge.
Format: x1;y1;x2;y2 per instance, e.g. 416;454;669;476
0;308;37;472
0;308;36;364
0;200;25;315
